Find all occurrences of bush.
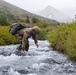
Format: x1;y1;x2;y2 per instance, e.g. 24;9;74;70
47;22;76;61
38;28;47;40
0;12;10;25
38;26;56;40
0;26;18;45
32;17;39;23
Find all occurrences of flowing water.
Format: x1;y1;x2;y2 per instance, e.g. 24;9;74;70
0;39;76;75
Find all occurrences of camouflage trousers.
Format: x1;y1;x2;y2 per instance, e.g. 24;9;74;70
17;40;29;51
15;34;29;51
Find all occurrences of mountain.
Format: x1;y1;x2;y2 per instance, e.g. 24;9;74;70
37;5;73;23
0;0;59;25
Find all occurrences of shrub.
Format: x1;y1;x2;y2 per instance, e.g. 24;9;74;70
32;17;39;23
47;22;76;61
0;26;18;45
0;12;10;25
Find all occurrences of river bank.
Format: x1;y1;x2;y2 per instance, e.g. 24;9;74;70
47;22;76;61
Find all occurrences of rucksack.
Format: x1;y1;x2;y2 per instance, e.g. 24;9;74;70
9;23;30;35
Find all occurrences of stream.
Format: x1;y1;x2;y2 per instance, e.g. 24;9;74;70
0;39;76;75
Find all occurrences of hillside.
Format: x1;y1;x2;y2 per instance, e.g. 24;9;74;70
38;5;73;23
0;0;59;25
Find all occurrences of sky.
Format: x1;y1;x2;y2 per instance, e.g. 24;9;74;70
4;0;76;13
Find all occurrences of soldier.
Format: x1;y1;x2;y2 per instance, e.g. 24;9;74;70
15;26;40;51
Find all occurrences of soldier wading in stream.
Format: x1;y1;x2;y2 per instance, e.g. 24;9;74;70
9;23;40;52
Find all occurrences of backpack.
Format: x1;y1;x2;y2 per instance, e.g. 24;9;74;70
9;23;30;35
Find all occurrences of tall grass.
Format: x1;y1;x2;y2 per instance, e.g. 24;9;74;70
0;26;18;45
47;22;76;61
38;25;57;40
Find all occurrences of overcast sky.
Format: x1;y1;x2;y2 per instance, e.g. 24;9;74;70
4;0;76;13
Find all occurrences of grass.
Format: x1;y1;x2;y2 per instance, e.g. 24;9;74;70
47;22;76;61
0;26;18;45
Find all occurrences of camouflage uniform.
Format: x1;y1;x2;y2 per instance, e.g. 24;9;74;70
15;26;40;51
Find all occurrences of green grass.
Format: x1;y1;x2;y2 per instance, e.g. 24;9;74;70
47;22;76;61
0;26;18;45
38;25;57;40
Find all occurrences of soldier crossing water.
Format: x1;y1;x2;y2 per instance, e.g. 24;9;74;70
9;23;40;52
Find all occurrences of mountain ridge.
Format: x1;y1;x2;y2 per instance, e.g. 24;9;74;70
38;5;73;23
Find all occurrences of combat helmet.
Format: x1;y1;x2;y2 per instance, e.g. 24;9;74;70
32;26;40;34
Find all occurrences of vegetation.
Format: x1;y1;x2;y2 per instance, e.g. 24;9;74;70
47;22;76;61
0;11;10;25
0;26;18;45
38;26;54;40
32;17;39;23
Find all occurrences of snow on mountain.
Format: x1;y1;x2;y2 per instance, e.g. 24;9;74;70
37;5;73;23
